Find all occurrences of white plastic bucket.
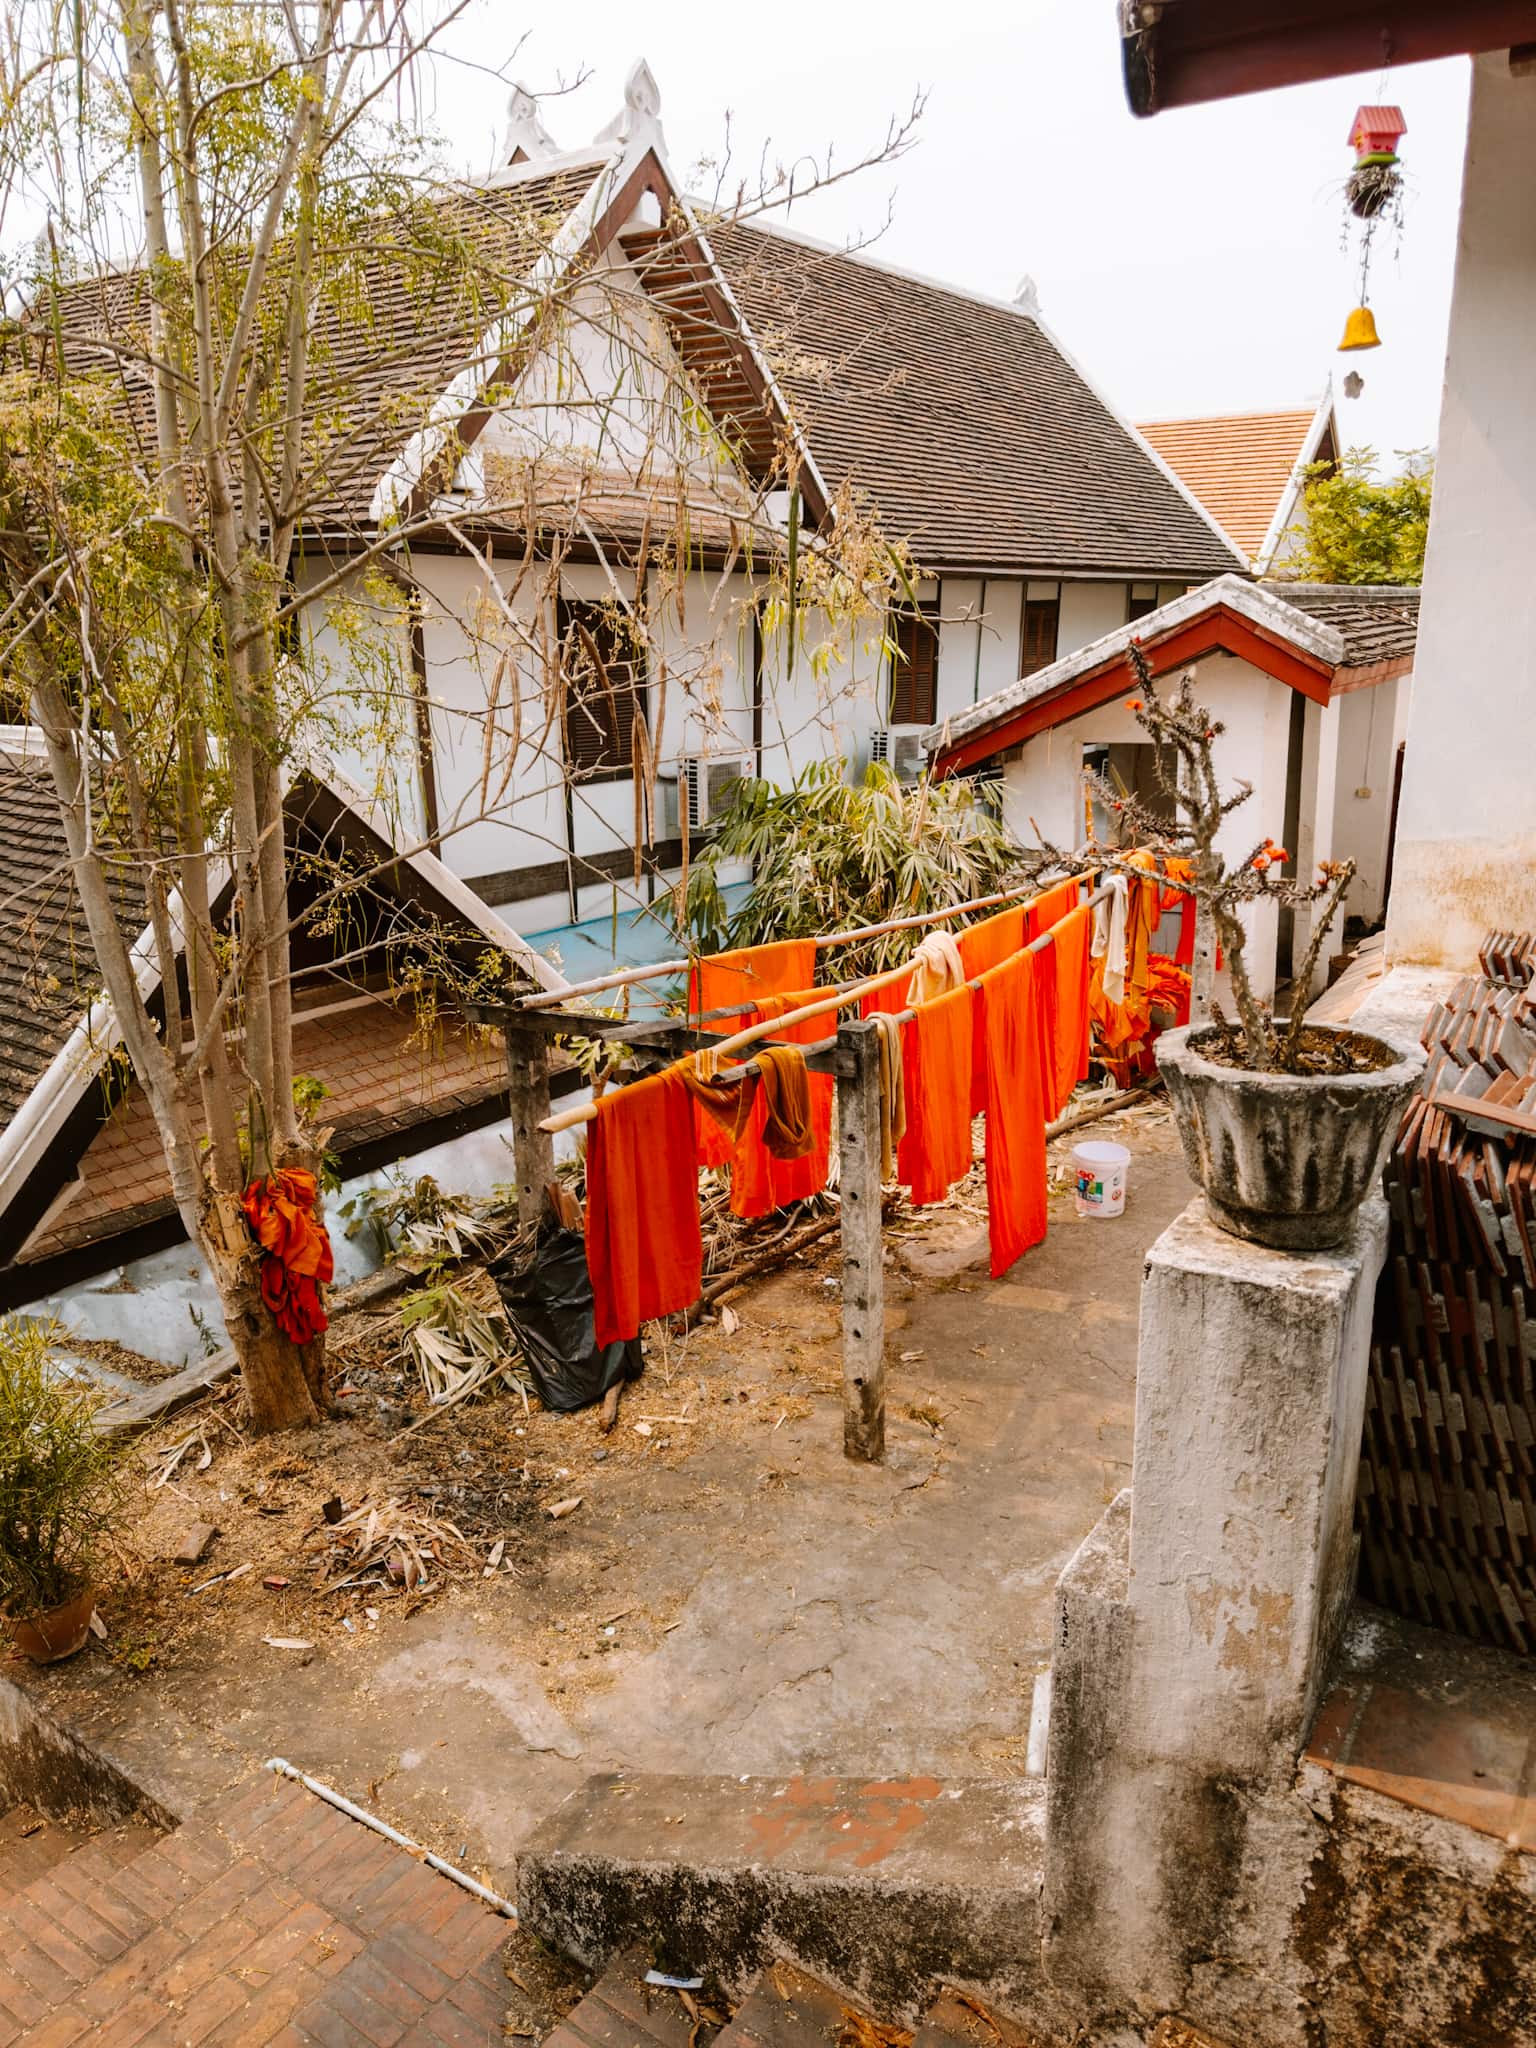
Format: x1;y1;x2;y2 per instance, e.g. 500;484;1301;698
1073;1140;1130;1219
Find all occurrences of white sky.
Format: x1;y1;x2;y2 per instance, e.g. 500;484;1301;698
431;0;1471;473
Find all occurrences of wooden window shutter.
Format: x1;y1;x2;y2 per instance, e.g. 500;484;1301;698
1021;594;1060;676
889;608;938;726
559;599;647;779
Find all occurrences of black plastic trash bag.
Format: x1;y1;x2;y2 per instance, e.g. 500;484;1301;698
489;1221;642;1413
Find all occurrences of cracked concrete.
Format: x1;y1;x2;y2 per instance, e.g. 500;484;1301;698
30;1112;1193;1891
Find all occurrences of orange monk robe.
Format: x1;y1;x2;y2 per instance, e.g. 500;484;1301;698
726;992;834;1221
958;906;1025;1114
585;1067;703;1347
1024;877;1081;942
1049;903;1094;1116
896;984;975;1206
690;939;818;1168
978;950;1049;1277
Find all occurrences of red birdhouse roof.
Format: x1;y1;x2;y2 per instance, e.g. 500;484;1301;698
1349;104;1407;151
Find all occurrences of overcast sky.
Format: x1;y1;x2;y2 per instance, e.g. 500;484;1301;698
432;0;1471;473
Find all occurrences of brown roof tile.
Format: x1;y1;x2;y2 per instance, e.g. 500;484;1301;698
1265;581;1419;667
708;224;1245;580
1137;408;1318;562
0;752;145;1130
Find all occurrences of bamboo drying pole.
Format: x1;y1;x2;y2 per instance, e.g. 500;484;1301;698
534;881;1115;1137
511;869;1081;1011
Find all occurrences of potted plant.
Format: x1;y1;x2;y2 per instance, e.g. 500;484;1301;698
1071;653;1422;1251
0;1319;125;1663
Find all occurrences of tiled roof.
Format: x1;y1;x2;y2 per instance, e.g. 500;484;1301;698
1265;582;1420;668
1137;409;1318;562
926;573;1418;765
21;1000;506;1262
40;161;608;528
708;224;1246;580
0;753;146;1130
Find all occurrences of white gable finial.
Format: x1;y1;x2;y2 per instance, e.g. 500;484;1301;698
1013;274;1040;315
595;58;664;150
501;82;558;166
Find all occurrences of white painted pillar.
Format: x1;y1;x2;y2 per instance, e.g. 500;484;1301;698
1387;54;1536;968
1042;1193;1389;2018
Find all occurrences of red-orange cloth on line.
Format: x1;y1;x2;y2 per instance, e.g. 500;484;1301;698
241;1168;334;1346
897;984;975;1206
1024;877;1080;942
1030;936;1060;1120
585;1067;703;1347
979;950;1049;1278
728;991;834;1220
1049;903;1093;1116
957;905;1025;978
860;969;912;1018
690;939;818;1167
959;907;1025;1114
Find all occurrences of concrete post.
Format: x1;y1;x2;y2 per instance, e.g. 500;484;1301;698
505;1025;555;1230
837;1019;885;1464
1042;1193;1388;2018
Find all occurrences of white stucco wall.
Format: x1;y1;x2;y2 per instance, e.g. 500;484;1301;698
1387;55;1536;967
1330;677;1409;925
1000;652;1300;998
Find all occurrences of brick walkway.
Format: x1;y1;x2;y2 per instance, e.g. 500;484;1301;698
0;1774;515;2045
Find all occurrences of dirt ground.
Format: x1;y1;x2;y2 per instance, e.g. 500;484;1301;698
18;1100;1194;1895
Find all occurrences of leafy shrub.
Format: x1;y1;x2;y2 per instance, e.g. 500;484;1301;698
0;1320;126;1617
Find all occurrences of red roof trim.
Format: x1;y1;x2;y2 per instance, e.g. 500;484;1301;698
933;602;1334;777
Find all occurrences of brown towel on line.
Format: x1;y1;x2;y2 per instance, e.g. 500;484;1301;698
679;1043;815;1161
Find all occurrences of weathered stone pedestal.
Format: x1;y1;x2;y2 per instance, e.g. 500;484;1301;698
1042;1193;1388;2025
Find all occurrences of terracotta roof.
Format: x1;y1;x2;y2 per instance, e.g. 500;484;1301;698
0;752;145;1130
1137;408;1319;563
708;224;1245;580
1266;583;1419;668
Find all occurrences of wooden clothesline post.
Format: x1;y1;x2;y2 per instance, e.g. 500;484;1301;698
504;1019;556;1230
834;1018;885;1464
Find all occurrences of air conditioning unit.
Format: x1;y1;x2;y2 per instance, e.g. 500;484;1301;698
665;753;753;836
869;728;926;783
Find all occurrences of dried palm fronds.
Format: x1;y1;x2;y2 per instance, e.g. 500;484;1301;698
400;1273;535;1408
310;1494;485;1596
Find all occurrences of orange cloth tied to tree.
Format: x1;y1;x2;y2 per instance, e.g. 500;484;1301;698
241;1167;334;1347
689;940;818;1169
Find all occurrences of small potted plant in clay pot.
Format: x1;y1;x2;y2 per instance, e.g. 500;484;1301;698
0;1319;125;1663
1070;652;1421;1252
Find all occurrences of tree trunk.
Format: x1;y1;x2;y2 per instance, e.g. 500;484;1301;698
226;1290;326;1434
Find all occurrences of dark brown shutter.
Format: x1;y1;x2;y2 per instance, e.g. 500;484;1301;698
1021;596;1060;676
890;609;938;725
560;600;647;778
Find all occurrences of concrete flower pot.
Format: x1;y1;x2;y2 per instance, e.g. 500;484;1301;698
1156;1023;1422;1251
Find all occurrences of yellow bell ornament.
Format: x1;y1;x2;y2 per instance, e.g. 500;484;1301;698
1338;304;1381;352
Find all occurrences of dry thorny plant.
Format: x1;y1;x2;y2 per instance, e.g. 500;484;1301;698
1043;645;1360;1075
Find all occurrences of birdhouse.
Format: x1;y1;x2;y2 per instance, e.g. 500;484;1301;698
1349;105;1407;165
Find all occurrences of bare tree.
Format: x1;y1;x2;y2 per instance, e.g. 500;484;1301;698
0;2;917;1428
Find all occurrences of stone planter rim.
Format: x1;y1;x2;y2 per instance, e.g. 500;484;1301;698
1156;1019;1424;1096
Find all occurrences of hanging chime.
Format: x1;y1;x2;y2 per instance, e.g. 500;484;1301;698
1338;104;1406;352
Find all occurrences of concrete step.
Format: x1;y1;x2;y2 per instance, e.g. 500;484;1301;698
516;1771;1048;2023
717;1960;849;2048
546;1947;728;2048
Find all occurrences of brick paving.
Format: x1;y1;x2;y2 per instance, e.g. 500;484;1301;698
0;1774;516;2046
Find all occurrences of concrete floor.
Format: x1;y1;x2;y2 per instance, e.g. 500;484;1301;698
31;1112;1194;1890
